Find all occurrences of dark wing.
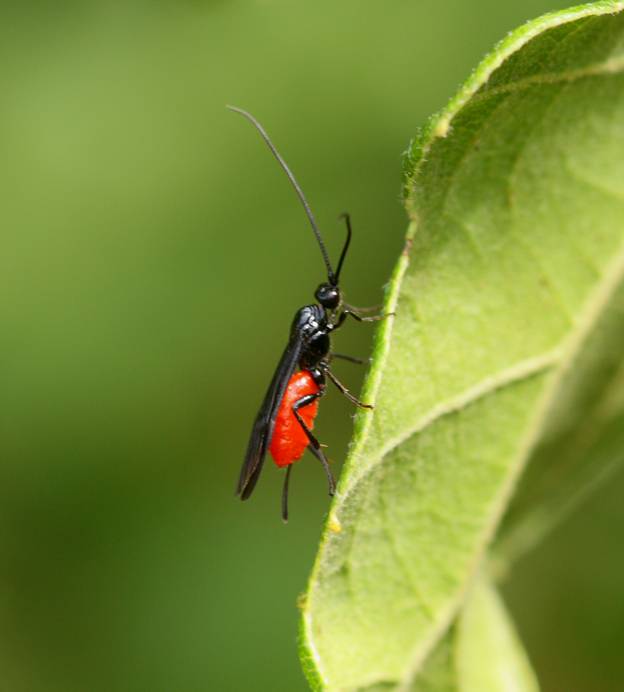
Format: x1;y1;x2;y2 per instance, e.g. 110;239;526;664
237;332;302;500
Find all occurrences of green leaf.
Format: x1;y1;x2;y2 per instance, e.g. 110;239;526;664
494;281;624;569
300;3;624;690
455;574;539;692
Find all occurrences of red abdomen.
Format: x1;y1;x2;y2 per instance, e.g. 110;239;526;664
269;370;319;467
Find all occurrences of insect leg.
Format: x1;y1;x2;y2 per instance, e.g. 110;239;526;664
342;304;394;322
307;444;336;496
331;353;366;365
292;392;336;495
281;464;292;523
292;392;324;448
343;303;382;313
326;369;373;409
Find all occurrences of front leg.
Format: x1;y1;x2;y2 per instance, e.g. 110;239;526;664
343;302;382;313
329;306;394;329
342;303;394;322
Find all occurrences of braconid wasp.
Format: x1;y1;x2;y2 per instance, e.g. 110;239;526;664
229;106;387;521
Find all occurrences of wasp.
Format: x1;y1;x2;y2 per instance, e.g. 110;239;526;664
229;106;386;521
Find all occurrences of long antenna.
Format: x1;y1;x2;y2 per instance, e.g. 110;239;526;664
227;105;335;283
334;213;352;285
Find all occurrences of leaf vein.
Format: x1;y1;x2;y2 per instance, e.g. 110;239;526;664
338;348;562;505
472;53;624;105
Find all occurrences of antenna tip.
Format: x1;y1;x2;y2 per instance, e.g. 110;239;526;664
226;104;250;118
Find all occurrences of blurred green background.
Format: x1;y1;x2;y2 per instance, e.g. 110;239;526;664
2;2;622;691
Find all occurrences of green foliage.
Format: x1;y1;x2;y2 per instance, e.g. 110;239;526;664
455;573;539;692
300;3;624;689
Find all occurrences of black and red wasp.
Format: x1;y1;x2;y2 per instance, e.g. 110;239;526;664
229;106;386;521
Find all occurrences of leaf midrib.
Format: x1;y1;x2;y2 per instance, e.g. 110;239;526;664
336;349;561;504
470;53;624;105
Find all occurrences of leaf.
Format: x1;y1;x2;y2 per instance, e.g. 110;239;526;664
300;3;624;691
495;281;624;568
455;573;539;692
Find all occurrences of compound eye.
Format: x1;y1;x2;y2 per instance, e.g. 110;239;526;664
315;283;340;309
